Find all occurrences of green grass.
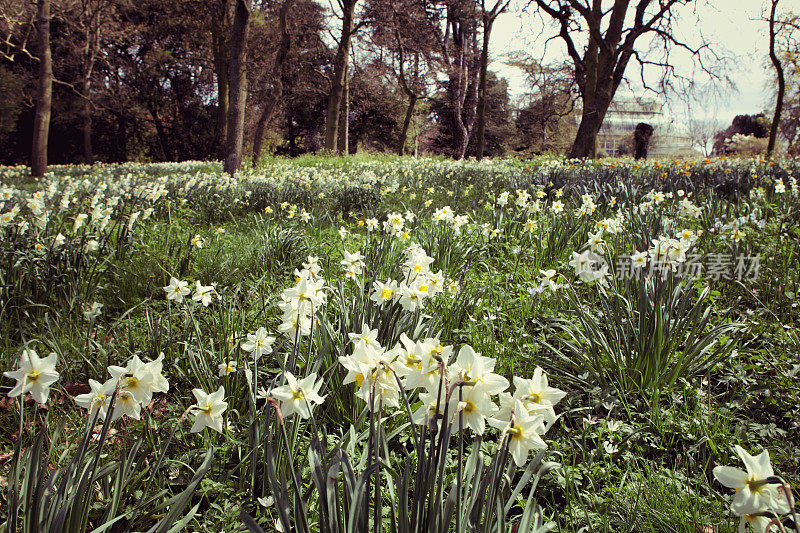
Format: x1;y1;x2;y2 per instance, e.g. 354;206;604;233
0;155;798;532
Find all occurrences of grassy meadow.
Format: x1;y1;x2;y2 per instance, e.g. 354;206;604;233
0;155;799;532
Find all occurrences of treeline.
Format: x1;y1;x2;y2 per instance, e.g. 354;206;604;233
0;0;582;169
1;0;797;174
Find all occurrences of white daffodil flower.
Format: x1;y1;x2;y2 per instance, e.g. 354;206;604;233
452;383;498;435
451;345;509;396
192;281;217;307
370;280;398;306
348;325;379;349
108;355;156;406
241;327;275;361
269;371;326;419
145;353;170;394
218;361;237;377
512;368;566;429
163;277;190;303
83;301;103;321
713;446;791;517
4;349;60;405
490;399;547;467
111;390;142;421
74;378;116;420
190;386;228;433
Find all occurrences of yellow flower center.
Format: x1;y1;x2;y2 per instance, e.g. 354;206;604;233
26;370;41;382
404;355;421;368
381;288;393;299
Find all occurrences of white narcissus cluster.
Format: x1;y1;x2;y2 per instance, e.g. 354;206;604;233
515;189;531;208
365;245;450;313
678;197;702;218
163;277;218;307
103;354;170;421
383;212;405;237
277;264;327;342
431;205;469;233
341;250;366;279
595;211;624;234
301;255;323;277
647;231;697;271
569;249;608;285
338;330;566;468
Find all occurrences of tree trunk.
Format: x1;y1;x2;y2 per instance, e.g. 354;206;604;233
568;93;611;159
251;98;280;165
476;0;509;159
81;77;92;163
224;0;251;175
288;116;298;157
767;0;785;157
445;39;470;161
569;109;602;159
215;62;229;158
147;103;170;161
323;0;356;151
398;94;418;155
462;33;480;158
114;111;127;162
568;60;617;160
251;0;294;166
348;126;359;155
394;31;419;157
449;81;468;160
31;0;52;178
337;62;349;155
444;18;479;160
212;0;233;159
475;15;492;160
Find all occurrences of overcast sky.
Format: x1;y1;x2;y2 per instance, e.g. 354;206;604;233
489;0;784;125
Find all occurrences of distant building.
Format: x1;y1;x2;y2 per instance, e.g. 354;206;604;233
589;95;696;158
